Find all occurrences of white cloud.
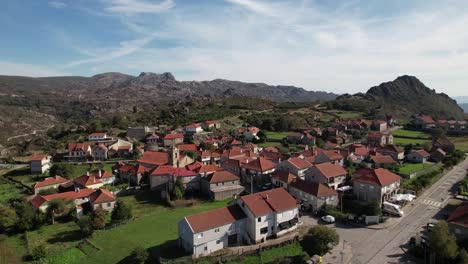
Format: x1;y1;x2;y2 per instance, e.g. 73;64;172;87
0;61;66;77
104;0;174;15
66;1;468;96
49;1;67;9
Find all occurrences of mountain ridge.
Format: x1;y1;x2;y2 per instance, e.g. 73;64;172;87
328;75;465;120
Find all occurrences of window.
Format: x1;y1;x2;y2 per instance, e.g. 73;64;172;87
216;240;221;244
204;246;208;251
260;227;268;234
107;203;111;207
214;228;220;233
257;217;261;222
198;233;203;239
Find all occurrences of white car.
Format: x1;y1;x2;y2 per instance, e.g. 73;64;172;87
321;215;336;224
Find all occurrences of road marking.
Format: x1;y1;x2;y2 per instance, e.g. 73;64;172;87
421;199;442;208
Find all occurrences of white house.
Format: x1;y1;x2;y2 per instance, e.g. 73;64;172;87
305;162;347;190
88;132;113;141
178;188;299;258
406;149;430;163
30;154;52;174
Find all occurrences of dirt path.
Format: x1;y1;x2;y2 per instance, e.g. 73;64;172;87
6;125;55;142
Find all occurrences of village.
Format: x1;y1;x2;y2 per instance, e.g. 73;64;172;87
0;112;467;264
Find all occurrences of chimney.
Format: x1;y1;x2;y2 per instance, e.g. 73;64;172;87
93;177;95;183
75;187;80;193
98;169;102;178
86;171;89;176
266;194;269;200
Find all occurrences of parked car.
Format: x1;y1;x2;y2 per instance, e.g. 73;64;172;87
261;183;273;190
321;215;335;224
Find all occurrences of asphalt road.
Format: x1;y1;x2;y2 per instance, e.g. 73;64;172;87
353;158;468;264
302;157;468;264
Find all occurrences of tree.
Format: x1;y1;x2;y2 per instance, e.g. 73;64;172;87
316;138;325;148
76;216;93;238
428;221;458;262
47;199;69;225
186;150;198;160
458;248;468;264
49;163;76;179
90;207;107;229
111;200;133;223
199;142;216;152
132;246;149;264
301;225;339;256
31;244;47;261
0;205;17;232
14;201;37;231
364;201;382;216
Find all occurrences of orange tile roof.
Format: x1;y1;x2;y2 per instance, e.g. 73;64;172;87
205;170;240;183
89;132;106;137
42;188;95;203
151;165;176;175
89;189;115;204
30;154;49;161
290;178;337;197
92;169;114;179
287;158;312;170
68;142;91;152
178;144;197;152
313;162;347;178
137;151;168;166
198;164;223;174
74;175;103;187
240;157;277;172
185;204;246;233
164;133;184;139
240;188;299;217
271;170;296;184
33;176;68;188
353;168;400;187
370;155;396;164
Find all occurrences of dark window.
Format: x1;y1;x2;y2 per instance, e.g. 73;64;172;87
260;227;268;234
204;246;208;251
257;217;261;222
216;240;221;244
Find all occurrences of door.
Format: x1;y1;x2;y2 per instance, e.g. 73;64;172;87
228;234;238;246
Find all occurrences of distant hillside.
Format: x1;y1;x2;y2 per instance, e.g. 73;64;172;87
0;72;337;144
460;103;468;113
327;75;465;120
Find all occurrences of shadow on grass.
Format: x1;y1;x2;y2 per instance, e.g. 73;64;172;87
47;230;82;244
116;239;189;264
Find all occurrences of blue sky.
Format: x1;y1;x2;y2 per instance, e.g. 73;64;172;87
1;0;468;96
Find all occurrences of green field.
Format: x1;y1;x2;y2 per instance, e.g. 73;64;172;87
449;136;468;152
335;111;362;119
85;199;232;263
393;137;430;146
265;131;293;140
258;142;282;148
399;163;433;175
392;129;431;139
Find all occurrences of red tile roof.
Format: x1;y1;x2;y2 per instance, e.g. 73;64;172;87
185;123;201;129
313;162;347;178
30;154;49;161
271;170;297;184
287;158;312;170
89;189;115;204
89;132;106;137
354;147;369;156
370;155;396;164
240;188;299;217
290;177;337;197
30;195;48;208
416;115;435;124
41;188;95;203
411;149;430;158
198;164;223;174
185;204;246;233
240;157;277;172
322;150;344;161
173;168;197;178
353;168;400;187
137;151;168;166
92;170;114;179
33;176;68;188
68;143;91;152
178;144;197;152
164;133;184;139
151;165;176;175
448;203;468;228
74;175;103;187
205;170;240;183
186;161;203;171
